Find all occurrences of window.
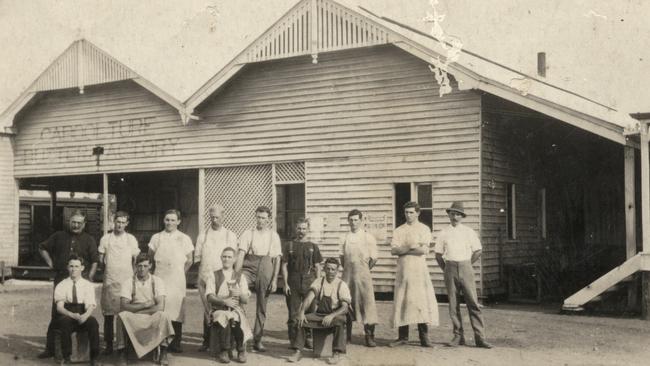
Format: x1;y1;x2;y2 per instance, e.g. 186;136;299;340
539;188;546;239
394;183;433;230
275;184;305;241
506;183;516;239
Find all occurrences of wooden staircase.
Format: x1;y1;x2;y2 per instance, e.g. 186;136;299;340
562;252;650;311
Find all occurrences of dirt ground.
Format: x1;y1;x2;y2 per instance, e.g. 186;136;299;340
1;280;649;366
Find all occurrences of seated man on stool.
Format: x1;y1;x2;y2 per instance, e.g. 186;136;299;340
52;255;100;365
117;253;174;365
291;258;350;365
206;247;253;364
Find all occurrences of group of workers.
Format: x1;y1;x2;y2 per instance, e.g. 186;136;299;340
36;200;492;365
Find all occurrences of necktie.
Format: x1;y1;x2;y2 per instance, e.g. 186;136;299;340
72;281;78;304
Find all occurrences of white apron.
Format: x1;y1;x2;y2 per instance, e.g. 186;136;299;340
101;233;139;315
391;223;439;327
149;230;193;322
341;231;378;325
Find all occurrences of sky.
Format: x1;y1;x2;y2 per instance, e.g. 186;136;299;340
1;0;649;116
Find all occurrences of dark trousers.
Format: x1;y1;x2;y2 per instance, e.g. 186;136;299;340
396;324;427;339
297;313;346;353
45;273;69;353
53;315;100;359
104;315;114;348
285;289;312;349
213;321;245;352
444;261;485;340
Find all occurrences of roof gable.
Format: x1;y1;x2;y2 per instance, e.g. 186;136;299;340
1;39;185;131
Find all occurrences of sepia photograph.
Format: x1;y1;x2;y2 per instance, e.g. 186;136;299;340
1;1;649;365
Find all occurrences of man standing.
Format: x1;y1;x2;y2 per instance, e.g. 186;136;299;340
339;209;378;347
293;258;350;365
98;211;140;355
234;206;281;352
38;210;99;359
435;202;493;349
206;247;252;364
282;218;322;353
389;201;438;348
195;205;238;351
52;255;100;365
148;209;194;353
117;253;175;366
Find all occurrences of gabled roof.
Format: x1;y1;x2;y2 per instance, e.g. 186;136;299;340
185;0;639;146
0;39;185;131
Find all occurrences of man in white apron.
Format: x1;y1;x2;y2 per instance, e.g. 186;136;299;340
435;201;493;349
339;209;379;347
389;201;439;348
195;205;238;351
206;247;253;363
234;206;282;352
148;209;194;353
98;211;140;355
117;253;175;365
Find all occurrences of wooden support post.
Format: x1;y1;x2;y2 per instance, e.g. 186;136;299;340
49;190;57;224
271;164;277;231
198;169;205;230
640;125;650;319
102;173;109;235
625;146;638;309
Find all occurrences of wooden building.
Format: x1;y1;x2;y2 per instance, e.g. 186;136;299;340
1;0;648;309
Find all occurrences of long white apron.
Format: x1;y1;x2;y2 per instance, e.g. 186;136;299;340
391;223;439;327
101;233;139;315
150;231;193;322
341;231;378;325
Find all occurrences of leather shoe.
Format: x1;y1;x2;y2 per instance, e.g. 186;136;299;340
198;343;209;352
327;351;342;365
476;339;494;349
217;351;231;363
304;337;313;350
168;345;183;353
37;350;54;359
388;338;408;347
287;350;302;363
447;335;466;347
236;350;247;363
253;341;266;352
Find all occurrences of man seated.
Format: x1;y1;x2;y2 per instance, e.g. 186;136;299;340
291;258;350;365
117;253;174;365
206;247;253;364
52;255;100;365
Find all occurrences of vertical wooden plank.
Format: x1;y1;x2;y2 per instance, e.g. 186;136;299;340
102;173;109;235
50;190;56;224
624;145;638;309
641;126;650;319
311;0;318;56
272;164;278;231
198;168;205;230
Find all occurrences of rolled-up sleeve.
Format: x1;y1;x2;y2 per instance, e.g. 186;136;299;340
271;232;282;257
434;229;447;255
468;227;482;251
39;232;57;253
337;281;352;305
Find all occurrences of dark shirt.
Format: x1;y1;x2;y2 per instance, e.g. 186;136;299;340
39;231;99;274
282;240;322;293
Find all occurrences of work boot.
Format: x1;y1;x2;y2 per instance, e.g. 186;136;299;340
198;343;209;352
169;322;183;353
253;340;266;352
388;325;409;347
417;324;432;347
159;347;169;365
475;338;494;349
364;324;377;347
287;350;302;363
447;334;466;347
37;350;54;359
327;351;342;365
217;351;231;363
236;350;247;363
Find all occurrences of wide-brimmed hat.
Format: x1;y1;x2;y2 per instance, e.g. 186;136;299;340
445;201;466;217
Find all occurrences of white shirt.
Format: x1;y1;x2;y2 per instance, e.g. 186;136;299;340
338;230;378;262
391;222;432;253
309;277;352;309
195;227;238;281
205;269;250;298
98;232;140;275
434;223;482;261
120;274;167;304
238;228;282;257
54;277;96;306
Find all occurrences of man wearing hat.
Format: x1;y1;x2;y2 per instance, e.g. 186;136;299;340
435;202;492;349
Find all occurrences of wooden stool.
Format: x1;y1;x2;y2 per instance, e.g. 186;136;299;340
311;327;335;358
54;329;90;363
